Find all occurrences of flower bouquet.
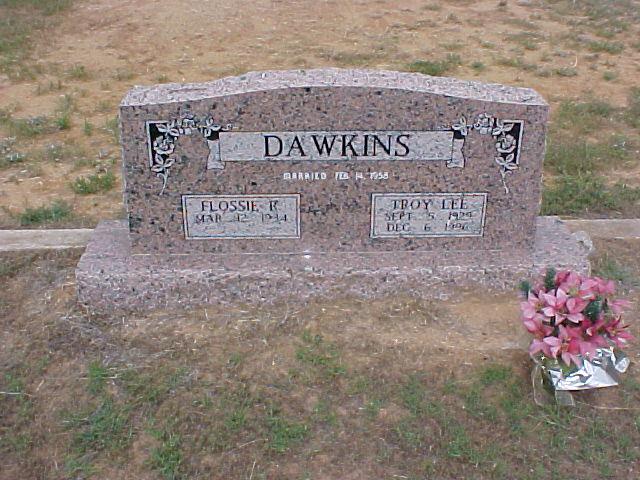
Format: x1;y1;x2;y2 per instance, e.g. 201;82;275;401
520;268;633;404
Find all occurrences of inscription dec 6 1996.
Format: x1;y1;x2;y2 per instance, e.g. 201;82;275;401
370;193;487;238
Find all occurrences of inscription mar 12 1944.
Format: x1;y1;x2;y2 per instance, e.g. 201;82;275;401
182;194;300;239
370;192;487;238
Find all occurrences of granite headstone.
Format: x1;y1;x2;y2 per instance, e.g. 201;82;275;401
76;69;590;313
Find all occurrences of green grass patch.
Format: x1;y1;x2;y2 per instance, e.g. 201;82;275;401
1;96;74;138
407;54;462;76
1;0;73;14
71;171;116;194
87;360;110;396
496;56;537;71
119;367;187;407
471;61;486;72
150;428;183;480
113;67;135;81
603;70;618;81
62;396;133;476
479;364;512;386
363;398;384;419
394;417;427;450
463;385;498;420
0;136;25;168
553;66;578;77
104;116;120;144
66;63;89;80
265;405;309;453
0;110;52;138
555;99;616;134
399;375;429;416
295;330;346;379
592;254;638;287
587;40;624;54
627;87;640;128
55;110;70;130
545;136;629;175
505;31;544;51
192;386;256;452
83;118;94;136
312;398;338;426
18;200;72;225
542;175;640;215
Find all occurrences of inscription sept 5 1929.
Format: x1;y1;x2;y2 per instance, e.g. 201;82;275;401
370;193;487;238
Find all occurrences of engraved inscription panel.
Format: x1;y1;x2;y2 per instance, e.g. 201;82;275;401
217;131;456;162
370;193;487;238
182;194;300;239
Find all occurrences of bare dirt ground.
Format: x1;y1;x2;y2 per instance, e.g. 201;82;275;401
1;0;639;226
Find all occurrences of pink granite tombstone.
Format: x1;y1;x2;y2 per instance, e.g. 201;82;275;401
76;69;590;313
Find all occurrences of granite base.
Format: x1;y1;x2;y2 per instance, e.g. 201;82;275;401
76;217;591;314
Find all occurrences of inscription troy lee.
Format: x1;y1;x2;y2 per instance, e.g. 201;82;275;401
370;193;487;238
182;194;300;239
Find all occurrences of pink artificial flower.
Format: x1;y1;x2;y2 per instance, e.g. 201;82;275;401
529;338;548;356
593;277;616;296
555;270;571;286
557;326;583;366
578;278;598;300
541;288;568;324
557;271;582;293
529;336;561;358
565;296;587;323
576;319;608;358
578;337;599;359
523;270;634;365
520;291;544;320
605;317;635;348
523;313;554;338
583;317;605;338
609;299;632;316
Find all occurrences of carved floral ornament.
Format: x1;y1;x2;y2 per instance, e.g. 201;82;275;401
146;113;523;195
452;113;524;194
147;115;232;195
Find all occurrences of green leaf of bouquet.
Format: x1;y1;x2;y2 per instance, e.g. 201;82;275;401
584;297;603;321
544;267;557;291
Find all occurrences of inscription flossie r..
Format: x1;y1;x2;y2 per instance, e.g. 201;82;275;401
181;194;300;239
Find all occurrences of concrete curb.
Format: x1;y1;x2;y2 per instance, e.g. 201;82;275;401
0;228;94;252
0;219;639;252
564;219;640;240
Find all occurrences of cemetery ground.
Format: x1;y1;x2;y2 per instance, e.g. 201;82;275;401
1;1;640;479
1;240;640;479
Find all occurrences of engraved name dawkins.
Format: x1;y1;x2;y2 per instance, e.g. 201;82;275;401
208;130;465;167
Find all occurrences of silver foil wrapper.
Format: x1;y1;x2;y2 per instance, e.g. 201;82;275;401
536;347;630;391
531;348;630;406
